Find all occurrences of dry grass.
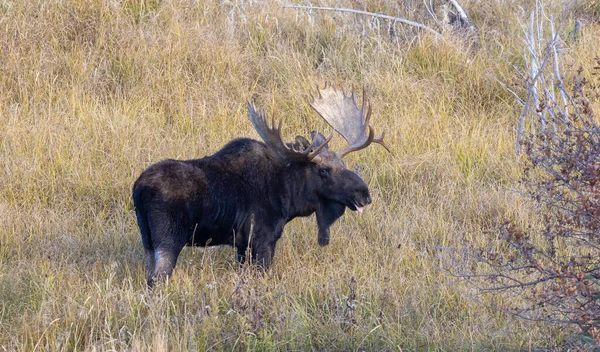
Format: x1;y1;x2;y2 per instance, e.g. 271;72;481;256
0;0;598;350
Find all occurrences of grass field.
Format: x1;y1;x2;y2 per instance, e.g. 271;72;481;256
1;0;598;350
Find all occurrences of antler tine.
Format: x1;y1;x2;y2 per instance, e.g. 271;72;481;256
337;126;375;158
247;100;333;162
373;132;391;153
363;99;391;152
362;91;371;127
307;132;334;158
275;114;282;132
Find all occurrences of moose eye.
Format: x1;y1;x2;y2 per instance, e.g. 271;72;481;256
318;168;330;178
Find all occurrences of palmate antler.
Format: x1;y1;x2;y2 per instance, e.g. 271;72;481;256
247;101;333;161
309;83;390;158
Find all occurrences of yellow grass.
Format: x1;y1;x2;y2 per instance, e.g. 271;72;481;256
0;0;598;350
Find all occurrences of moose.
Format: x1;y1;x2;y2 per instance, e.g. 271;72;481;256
132;84;389;286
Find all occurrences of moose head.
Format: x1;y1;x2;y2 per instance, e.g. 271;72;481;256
247;83;390;245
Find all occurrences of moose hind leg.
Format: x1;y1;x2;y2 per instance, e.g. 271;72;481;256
145;208;189;287
145;248;156;285
149;247;182;286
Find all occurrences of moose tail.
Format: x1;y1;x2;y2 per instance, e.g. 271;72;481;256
132;188;153;251
132;186;158;286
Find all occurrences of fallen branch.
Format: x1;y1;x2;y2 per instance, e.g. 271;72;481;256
281;5;442;37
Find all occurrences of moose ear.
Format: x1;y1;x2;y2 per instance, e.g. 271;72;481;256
293;136;311;151
310;131;330;151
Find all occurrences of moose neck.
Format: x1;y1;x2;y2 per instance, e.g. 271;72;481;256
280;161;320;219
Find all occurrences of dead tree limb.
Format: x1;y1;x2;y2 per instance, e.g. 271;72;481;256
281;5;442;37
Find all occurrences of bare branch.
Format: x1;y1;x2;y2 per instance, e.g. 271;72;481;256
281;5;442;37
488;74;525;106
423;0;441;26
550;19;569;121
516;90;532;155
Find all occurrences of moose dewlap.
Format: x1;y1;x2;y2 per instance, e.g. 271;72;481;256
132;84;390;286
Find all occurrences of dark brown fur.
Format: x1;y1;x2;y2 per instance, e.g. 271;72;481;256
133;134;371;286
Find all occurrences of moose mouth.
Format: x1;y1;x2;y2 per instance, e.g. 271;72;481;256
348;202;366;214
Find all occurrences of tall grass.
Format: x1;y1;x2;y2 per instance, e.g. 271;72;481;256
0;0;597;350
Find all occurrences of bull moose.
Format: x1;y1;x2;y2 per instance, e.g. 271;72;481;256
133;84;389;286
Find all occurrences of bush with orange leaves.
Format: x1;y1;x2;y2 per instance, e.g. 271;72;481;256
447;59;600;350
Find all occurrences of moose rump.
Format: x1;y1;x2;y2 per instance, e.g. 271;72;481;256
133;84;389;287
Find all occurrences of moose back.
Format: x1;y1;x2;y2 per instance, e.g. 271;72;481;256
132;84;389;286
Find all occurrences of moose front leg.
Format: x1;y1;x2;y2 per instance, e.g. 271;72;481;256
316;200;346;246
236;240;277;268
236;224;282;269
236;246;247;264
251;239;277;269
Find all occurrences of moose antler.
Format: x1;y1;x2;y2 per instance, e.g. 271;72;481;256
309;83;390;158
247;101;333;162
